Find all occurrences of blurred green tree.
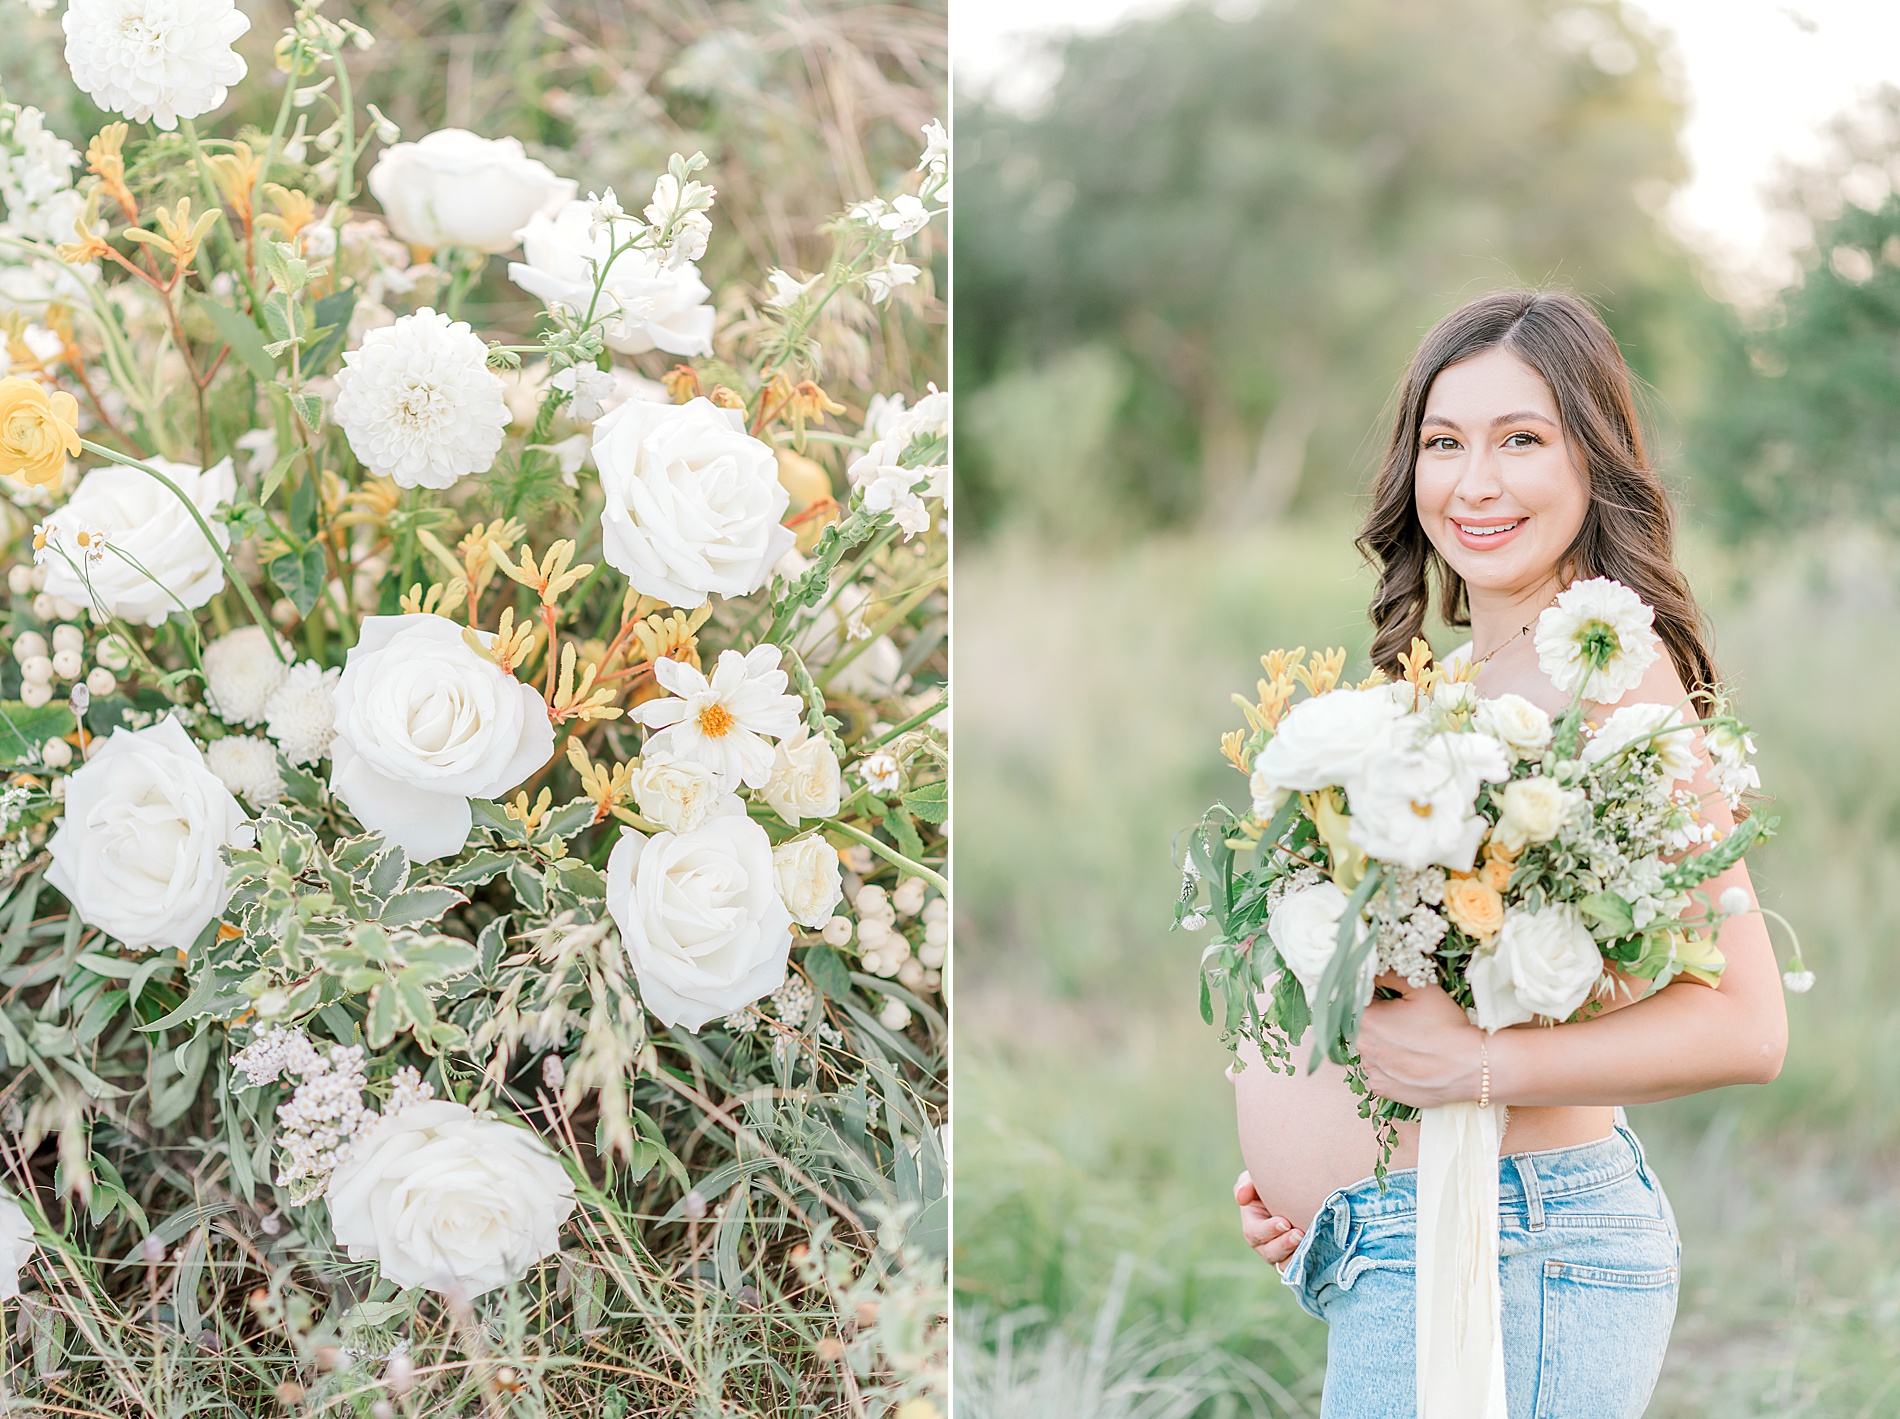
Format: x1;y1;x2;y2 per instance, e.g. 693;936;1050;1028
955;0;1720;539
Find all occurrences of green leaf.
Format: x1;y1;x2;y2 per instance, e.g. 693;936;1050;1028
258;446;299;506
302;288;357;374
366;985;396;1049
197;297;274;379
289;391;324;431
439;850;512;888
269;542;327;617
1578;891;1636;938
900;779;947;824
0;700;76;762
1308;864;1384;1072
801;942;855;1000
379;886;464;929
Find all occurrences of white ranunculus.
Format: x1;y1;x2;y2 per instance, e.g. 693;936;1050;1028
630;750;725;833
1466;903;1602;1031
1250;688;1411;793
1581;702;1698;783
366;128;575;254
45;717;249;951
772;834;844;929
760;725;842;827
606;808;794;1031
39;456;235;627
1493;776;1582;853
1;1188;35;1299
329;614;556;863
592;396;794;608
509;201;715;356
325;1100;575;1298
1267;880;1374;1010
1534;577;1662;705
63;0;249;131
1473;693;1554;758
1345;735;1508;872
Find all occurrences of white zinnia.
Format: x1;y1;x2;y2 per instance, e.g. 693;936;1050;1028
1250;687;1410;794
325;1101;575;1298
333;308;509;490
632;647;801;793
366;128;575;254
264;660;341;766
592;396;794;608
0;1189;32;1299
205;734;284;806
203;626;288;726
1581;702;1698;783
509;201;715;356
1473;692;1554;758
62;0;249;131
1345;734;1508;873
1268;880;1374;1010
773;834;844;929
1534;577;1662;704
760;725;842;827
1467;903;1602;1031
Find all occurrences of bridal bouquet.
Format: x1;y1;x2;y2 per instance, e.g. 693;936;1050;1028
0;2;946;1411
1180;578;1801;1159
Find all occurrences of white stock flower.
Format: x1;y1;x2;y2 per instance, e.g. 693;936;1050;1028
760;725;842;827
203;626;288;726
0;1190;32;1299
1268;880;1374;1009
329;615;556;862
606;808;794;1031
632;647;800;792
773;834;844;928
876;194;932;240
62;0;249;131
1493;776;1582;853
1467;903;1601;1030
1;107;82;244
630;750;724;833
264;660;340;765
325;1101;575;1298
764;269;818;308
1250;687;1410;793
592;396;793;607
846;436;938;536
550;363;613;422
1345;734;1508;872
644;171;715;265
864;260;920;304
205;734;284;806
1473;692;1553;758
40;456;235;627
509;201;715;356
1534;577;1662;704
366;128;575;254
45;717;249;951
333;308;509;490
1581;702;1697;782
918;120;949;174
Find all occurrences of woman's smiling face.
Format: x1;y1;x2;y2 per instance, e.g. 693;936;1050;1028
1413;346;1589;598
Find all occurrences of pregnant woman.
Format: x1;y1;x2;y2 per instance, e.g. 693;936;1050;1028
1230;290;1787;1417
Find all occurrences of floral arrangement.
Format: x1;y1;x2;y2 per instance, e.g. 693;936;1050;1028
1179;578;1804;1162
0;0;946;1410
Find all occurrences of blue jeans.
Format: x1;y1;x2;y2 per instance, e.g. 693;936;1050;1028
1280;1121;1679;1418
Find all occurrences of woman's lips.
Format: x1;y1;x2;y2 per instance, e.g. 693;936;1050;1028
1451;516;1526;551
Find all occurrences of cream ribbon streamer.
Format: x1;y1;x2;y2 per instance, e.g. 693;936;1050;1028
1415;1100;1508;1419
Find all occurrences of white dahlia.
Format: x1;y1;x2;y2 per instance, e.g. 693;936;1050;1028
203;626;288;727
62;0;250;132
333;308;509;490
631;646;801;792
1533;577;1662;705
205;734;284;806
263;659;340;766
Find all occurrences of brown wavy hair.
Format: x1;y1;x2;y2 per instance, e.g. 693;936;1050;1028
1357;290;1719;706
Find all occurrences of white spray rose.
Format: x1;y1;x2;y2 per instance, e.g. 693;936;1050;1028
1;1189;34;1299
1473;693;1553;758
1493;776;1582;853
1581;702;1698;782
1467;903;1602;1031
605;807;793;1031
329;615;556;863
325;1101;575;1298
39;456;235;626
1267;880;1374;1010
1345;733;1508;872
760;725;842;827
367;128;575;254
509;201;715;356
1249;688;1410;793
45;717;249;951
772;834;844;929
592;397;794;608
630;750;724;833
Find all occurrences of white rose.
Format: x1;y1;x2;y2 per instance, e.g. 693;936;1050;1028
366;128;575;254
1432;679;1477;714
329;615;556;863
40;457;235;626
325;1101;575;1298
1473;693;1554;758
1267;880;1374;1009
509;200;715;355
1345;735;1507;872
1493;776;1582;852
592;397;794;608
772;834;844;928
1;1189;34;1299
45;717;249;951
631;750;724;832
760;726;842;827
606;808;794;1031
1581;702;1698;782
1250;688;1410;793
1467;903;1602;1031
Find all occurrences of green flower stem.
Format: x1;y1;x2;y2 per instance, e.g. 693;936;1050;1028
76;438;287;663
825;818;947;895
815;575;942;691
178;118;259;315
862;692;945;749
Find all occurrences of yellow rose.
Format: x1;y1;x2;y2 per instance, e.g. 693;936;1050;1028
1479;855;1513;892
0;378;80;488
1444;876;1505;938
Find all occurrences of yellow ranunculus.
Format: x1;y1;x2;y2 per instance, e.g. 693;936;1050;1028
0;378;81;488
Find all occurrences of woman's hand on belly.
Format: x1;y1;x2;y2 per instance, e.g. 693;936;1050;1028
1235;1171;1303;1267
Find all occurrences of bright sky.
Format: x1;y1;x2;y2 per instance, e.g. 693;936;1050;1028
952;0;1900;298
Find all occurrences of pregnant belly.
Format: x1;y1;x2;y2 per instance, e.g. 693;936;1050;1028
1230;1031;1617;1232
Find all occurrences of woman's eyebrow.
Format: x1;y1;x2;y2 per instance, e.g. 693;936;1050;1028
1488;409;1558;427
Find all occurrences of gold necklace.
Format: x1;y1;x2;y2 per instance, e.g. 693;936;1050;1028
1469;587;1563;670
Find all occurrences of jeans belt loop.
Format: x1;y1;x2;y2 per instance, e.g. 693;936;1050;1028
1616;1118;1654;1188
1512;1152;1546;1231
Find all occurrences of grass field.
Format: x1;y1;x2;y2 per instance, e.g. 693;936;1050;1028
952;522;1900;1417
